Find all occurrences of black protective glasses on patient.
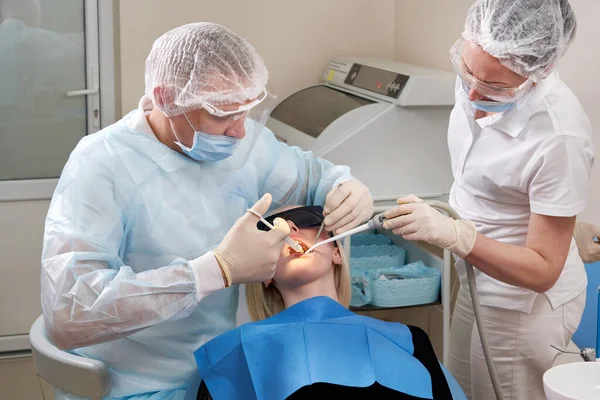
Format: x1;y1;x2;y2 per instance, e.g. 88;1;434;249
256;206;325;232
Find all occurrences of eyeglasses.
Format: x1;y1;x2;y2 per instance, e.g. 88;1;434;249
450;38;533;103
202;89;268;121
257;206;325;232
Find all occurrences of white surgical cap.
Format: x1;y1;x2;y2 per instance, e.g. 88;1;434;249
463;0;577;81
145;22;269;117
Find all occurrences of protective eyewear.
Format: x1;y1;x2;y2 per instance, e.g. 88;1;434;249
450;38;534;103
202;89;268;121
257;206;326;232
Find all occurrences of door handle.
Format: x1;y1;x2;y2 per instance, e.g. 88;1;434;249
66;88;99;97
65;64;101;129
66;64;99;97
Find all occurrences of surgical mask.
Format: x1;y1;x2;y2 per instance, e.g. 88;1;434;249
462;80;516;113
173;114;241;162
470;99;515;113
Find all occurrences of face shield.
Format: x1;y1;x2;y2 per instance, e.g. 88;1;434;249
197;88;277;171
450;38;534;104
200;89;268;121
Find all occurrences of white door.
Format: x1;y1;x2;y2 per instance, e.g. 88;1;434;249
0;0;116;353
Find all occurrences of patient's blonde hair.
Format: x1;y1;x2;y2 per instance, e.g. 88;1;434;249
246;240;351;321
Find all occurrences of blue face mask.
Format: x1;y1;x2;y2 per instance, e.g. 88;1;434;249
174;115;241;162
461;80;516;113
469;99;515;113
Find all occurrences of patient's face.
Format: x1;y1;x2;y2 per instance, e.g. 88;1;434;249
270;207;342;289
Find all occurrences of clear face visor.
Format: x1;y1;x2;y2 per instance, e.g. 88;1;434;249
450;38;533;103
201;88;269;121
193;88;277;170
241;88;276;140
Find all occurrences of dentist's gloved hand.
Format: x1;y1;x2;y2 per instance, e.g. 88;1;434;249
574;220;600;263
383;195;477;258
213;193;290;286
324;178;373;234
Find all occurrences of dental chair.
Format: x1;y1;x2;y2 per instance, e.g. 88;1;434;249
29;315;111;400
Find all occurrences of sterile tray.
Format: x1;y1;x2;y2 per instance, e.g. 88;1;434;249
348;231;443;310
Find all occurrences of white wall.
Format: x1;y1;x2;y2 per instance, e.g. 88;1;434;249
394;0;600;225
118;0;395;115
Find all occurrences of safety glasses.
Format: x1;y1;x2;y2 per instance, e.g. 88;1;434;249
202;89;268;121
257;206;325;232
450;38;534;103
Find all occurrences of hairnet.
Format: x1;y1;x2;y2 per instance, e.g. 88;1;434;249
462;0;577;81
145;22;269;117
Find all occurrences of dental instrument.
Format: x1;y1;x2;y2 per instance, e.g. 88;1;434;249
304;212;387;254
246;208;305;253
314;220;326;245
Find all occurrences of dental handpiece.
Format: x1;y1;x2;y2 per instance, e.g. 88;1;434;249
246;209;305;253
304;212;387;254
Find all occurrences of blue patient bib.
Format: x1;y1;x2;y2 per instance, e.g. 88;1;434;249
192;296;442;400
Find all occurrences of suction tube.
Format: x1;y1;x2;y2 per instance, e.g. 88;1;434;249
425;200;504;400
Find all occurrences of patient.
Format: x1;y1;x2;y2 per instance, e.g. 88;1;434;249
187;206;466;400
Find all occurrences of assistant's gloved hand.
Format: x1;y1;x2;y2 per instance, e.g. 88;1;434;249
382;195;477;258
574;220;600;263
324;178;373;234
213;193;290;286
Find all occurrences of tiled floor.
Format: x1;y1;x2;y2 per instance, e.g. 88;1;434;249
0;355;54;400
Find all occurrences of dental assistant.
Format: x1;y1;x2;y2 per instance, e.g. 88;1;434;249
383;1;594;399
40;22;373;400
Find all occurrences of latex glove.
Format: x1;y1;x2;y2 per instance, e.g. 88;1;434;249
324;178;374;234
382;195;477;258
574;220;600;263
213;193;291;285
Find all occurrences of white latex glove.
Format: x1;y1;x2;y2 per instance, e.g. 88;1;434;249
382;195;477;258
574;220;600;263
324;178;374;234
213;193;291;285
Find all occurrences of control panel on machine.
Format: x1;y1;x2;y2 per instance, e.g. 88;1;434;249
344;63;409;100
321;58;455;106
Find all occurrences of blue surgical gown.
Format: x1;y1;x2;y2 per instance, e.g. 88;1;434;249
41;104;352;399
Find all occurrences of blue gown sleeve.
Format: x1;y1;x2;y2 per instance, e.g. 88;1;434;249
41;148;217;350
257;127;352;209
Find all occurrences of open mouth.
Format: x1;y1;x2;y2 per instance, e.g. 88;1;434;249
287;237;309;256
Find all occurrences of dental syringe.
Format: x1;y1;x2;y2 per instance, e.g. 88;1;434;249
304;212;387;254
246;208;305;254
